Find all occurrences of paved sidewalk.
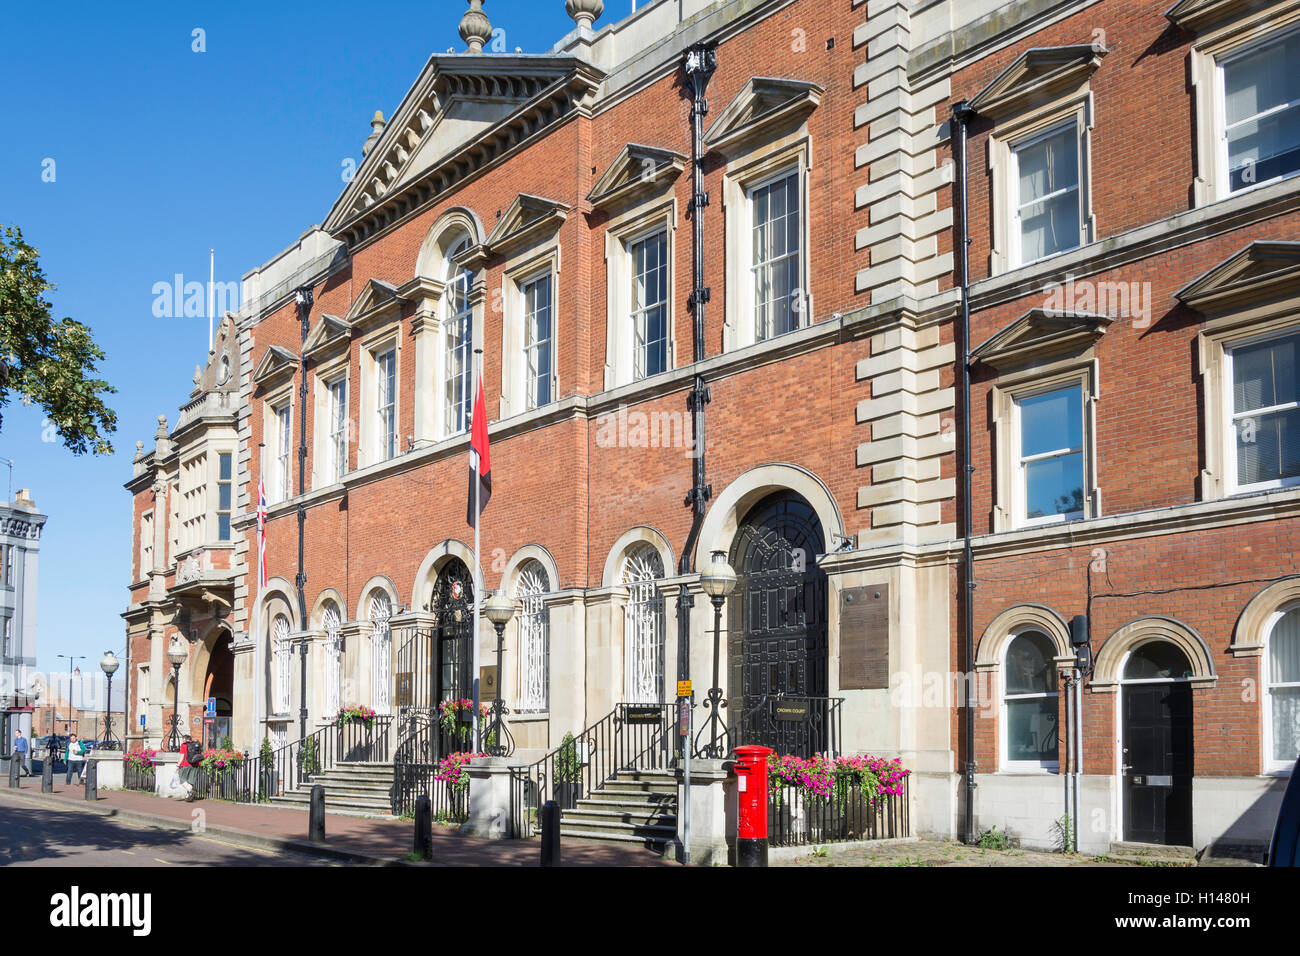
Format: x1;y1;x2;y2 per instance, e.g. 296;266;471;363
774;839;1186;867
0;782;671;867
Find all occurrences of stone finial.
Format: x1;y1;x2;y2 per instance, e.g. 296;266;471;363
155;415;168;437
135;440;144;455
193;364;203;385
362;110;385;156
566;0;603;31
459;0;492;53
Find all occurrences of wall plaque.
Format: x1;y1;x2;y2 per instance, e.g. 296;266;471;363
395;672;413;708
479;665;498;700
839;584;889;690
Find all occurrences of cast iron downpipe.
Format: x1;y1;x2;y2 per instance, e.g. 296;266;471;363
951;101;978;845
294;286;313;742
676;43;718;683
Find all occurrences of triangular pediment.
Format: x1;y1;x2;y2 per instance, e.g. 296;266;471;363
1165;0;1265;31
252;345;300;388
969;45;1107;118
344;278;404;327
1175;241;1300;314
587;144;686;211
972;308;1113;369
704;77;823;152
303;314;353;361
483;194;570;259
323;55;604;244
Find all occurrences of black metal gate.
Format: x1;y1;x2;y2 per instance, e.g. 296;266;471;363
728;492;829;756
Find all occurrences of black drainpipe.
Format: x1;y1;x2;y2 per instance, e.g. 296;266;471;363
293;286;313;742
675;44;717;699
951;101;978;845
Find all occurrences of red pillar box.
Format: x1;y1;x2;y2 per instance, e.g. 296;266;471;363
733;745;773;867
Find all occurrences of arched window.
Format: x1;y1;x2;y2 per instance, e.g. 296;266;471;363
369;592;392;715
1002;630;1059;770
515;561;550;713
322;601;343;717
444;237;475;436
1266;605;1300;773
272;614;291;715
623;544;665;703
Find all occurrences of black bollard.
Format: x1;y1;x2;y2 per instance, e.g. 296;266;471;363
84;759;97;801
540;800;561;867
414;795;432;861
309;785;326;843
7;756;17;788
41;755;53;793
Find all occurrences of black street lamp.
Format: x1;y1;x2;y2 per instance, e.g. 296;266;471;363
165;637;187;752
697;550;737;759
99;650;119;750
482;590;516;758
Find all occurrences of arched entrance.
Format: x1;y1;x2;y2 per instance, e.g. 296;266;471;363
202;630;235;747
430;558;474;753
1121;641;1194;846
728;491;829;754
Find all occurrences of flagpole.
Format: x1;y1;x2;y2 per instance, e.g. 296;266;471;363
471;349;484;752
252;442;265;749
208;249;215;350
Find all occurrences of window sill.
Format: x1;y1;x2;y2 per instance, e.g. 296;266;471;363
511;712;549;723
997;767;1060;775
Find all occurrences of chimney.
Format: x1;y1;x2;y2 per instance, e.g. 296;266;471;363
13;488;34;509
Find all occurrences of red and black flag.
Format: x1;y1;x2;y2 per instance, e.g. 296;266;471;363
467;376;491;527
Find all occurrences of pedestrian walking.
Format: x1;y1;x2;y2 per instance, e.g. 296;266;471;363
176;735;201;801
64;733;86;785
12;730;30;776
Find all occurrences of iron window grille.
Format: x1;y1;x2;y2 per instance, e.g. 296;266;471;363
515;562;550;713
622;544;665;704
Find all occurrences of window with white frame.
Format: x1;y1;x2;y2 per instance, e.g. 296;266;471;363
750;168;803;341
375;348;397;462
630;230;670;380
1014;383;1086;525
522;272;553;409
1010;121;1084;265
444;238;475;436
180;454;207;550
623;544;665;704
328;377;348;481
1226;328;1300;492
515;561;550;713
2;617;11;658
272;401;292;502
1266;604;1300;773
216;452;232;542
1002;630;1060;771
272;614;291;715
1220;28;1300;195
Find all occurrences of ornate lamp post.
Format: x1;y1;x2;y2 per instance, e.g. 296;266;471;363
165;637;187;752
697;550;737;759
99;651;119;750
482;590;516;758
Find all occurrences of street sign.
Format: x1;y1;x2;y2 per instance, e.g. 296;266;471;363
676;680;692;697
678;697;690;736
625;704;662;725
206;697;216;716
139;715;146;727
203;717;215;724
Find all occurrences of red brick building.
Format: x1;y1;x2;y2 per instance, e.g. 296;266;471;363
123;0;1299;857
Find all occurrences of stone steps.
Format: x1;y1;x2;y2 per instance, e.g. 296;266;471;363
268;760;396;818
557;768;678;851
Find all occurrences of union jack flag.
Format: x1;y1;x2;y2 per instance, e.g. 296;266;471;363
256;474;268;589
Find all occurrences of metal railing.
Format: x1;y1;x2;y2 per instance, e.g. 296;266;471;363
510;702;673;838
251;715;394;801
696;694;844;759
123;763;156;792
392;762;470;822
768;772;910;847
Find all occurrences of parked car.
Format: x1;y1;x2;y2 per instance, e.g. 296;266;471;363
1268;756;1300;866
28;736;68;774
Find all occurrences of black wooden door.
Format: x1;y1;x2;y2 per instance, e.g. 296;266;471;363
1123;682;1193;846
728;492;828;756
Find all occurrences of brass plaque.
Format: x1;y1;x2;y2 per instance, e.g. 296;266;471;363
395;673;413;708
774;699;809;722
839;585;889;690
479;665;498;699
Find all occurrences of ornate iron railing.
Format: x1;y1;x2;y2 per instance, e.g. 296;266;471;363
768;772;910;847
509;702;673;838
392;762;470;822
694;694;844;759
123;764;156;792
229;716;394;803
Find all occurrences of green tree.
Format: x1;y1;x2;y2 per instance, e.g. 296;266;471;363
0;225;116;454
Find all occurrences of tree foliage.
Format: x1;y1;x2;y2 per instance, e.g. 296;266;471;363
0;225;117;455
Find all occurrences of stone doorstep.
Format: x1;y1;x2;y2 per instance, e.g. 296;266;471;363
1106;841;1199;864
768;836;919;863
0;789;409;867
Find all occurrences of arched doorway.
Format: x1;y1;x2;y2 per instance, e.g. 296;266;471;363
1121;641;1194;846
203;630;234;748
728;491;829;754
430;558;474;753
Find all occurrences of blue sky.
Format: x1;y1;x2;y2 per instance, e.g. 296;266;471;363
0;0;598;678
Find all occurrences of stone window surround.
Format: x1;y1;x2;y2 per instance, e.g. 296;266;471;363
987;92;1096;276
312;355;351;490
1262;599;1300;774
1000;628;1063;774
1188;2;1300;206
1198;311;1300;500
602;197;678;390
721;132;813;353
990;358;1101;533
1229;575;1300;775
359;326;401;469
262;383;295;505
500;245;561;419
